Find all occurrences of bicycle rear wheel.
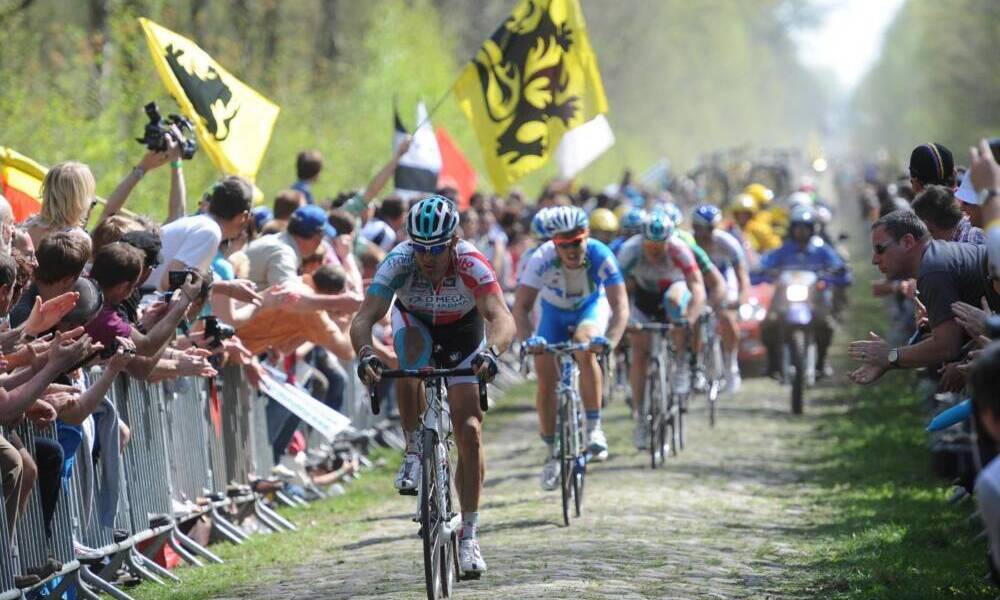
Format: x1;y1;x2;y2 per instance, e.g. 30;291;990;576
421;431;454;598
559;395;574;526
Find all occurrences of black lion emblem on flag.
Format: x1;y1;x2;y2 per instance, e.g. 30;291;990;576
164;44;240;141
472;0;579;166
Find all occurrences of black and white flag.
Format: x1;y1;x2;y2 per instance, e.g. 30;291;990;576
394;101;442;197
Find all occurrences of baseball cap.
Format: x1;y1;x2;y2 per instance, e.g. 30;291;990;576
252;206;273;232
288;205;337;238
956;170;979;205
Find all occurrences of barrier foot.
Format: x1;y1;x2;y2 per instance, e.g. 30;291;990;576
208;510;247;545
168;532;204;567
81;566;137;600
250;501;284;533
274;490;303;508
125;551;165;586
212;507;250;541
175;529;223;564
256;499;297;531
134;550;181;583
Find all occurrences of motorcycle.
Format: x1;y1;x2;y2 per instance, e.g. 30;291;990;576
768;268;837;414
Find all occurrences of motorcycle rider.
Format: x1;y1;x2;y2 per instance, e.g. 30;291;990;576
759;205;851;380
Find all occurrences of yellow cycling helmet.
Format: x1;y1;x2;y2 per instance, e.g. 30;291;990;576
743;183;774;207
731;193;758;214
589;208;619;233
613;203;632;223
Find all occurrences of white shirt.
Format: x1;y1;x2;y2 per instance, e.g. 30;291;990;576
148;214;222;290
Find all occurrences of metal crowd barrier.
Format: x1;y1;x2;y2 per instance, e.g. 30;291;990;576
10;421;83;598
0;358;391;599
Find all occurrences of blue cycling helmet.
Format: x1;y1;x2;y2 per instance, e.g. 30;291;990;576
691;204;722;228
530;208;552;240
621;208;647;235
406;194;459;244
643;211;675;242
546;206;588;237
662;202;683;227
789;204;816;226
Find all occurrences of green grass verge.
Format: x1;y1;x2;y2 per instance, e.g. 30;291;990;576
778;253;994;598
129;446;401;600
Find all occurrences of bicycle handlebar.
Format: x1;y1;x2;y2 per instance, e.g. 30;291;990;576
367;367;488;415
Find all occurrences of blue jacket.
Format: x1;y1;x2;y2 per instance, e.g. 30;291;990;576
758;236;851;286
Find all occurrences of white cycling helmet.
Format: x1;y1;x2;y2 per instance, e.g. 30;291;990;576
546;206;588;237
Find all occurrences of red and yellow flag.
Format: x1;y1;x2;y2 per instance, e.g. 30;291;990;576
0;147;45;223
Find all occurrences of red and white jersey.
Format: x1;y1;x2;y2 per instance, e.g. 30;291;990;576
368;240;501;324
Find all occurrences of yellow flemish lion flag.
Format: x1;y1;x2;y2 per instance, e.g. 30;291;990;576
0;146;45;222
138;17;280;181
453;0;609;192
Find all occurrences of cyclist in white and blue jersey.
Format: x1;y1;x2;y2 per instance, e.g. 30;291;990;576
512;206;629;490
692;204;750;393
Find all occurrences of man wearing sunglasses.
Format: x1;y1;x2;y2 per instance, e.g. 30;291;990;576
848;209;999;385
514;206;629;484
616;211;706;449
350;195;515;578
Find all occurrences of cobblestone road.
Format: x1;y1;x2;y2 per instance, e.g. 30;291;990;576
228;372;832;600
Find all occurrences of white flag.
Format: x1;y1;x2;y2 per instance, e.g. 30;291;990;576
555;114;615;179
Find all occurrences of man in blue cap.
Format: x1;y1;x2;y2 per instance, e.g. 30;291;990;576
244;205;361;313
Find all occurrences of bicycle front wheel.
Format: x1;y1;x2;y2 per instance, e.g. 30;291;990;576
559;394;574;526
421;431;454;599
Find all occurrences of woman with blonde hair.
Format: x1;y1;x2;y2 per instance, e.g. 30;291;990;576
26;161;96;247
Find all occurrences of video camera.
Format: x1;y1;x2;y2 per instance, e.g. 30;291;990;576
136;102;197;159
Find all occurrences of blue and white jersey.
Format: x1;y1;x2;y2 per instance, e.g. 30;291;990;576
518;239;625;310
703;229;746;275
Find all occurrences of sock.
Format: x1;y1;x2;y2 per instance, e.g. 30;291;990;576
541;434;555;456
461;512;479;540
405;430;420;454
586;410;601;432
729;350;740;375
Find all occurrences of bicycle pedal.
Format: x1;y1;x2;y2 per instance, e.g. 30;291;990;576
398;488;418;497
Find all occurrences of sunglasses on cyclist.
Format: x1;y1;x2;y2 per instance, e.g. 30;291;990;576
411;241;451;255
555;238;585;249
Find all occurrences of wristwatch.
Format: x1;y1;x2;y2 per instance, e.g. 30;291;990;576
888;347;900;368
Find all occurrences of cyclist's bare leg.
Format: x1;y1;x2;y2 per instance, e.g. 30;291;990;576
448;383;484;513
396;327;429;436
628;331;651;419
719;309;739;358
573;324;602;413
533;354;558;437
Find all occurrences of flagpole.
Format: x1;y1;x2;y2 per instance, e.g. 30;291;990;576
411;69;466;133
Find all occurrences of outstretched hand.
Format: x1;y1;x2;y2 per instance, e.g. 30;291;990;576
24;292;80;337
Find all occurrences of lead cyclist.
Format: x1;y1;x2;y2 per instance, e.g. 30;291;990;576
512;206;629;489
350;195;515;577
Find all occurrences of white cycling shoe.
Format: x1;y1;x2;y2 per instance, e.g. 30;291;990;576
540;455;560;491
395;453;421;496
587;427;609;461
459;537;487;577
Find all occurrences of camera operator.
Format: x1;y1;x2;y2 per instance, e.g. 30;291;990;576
148;176;252;292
